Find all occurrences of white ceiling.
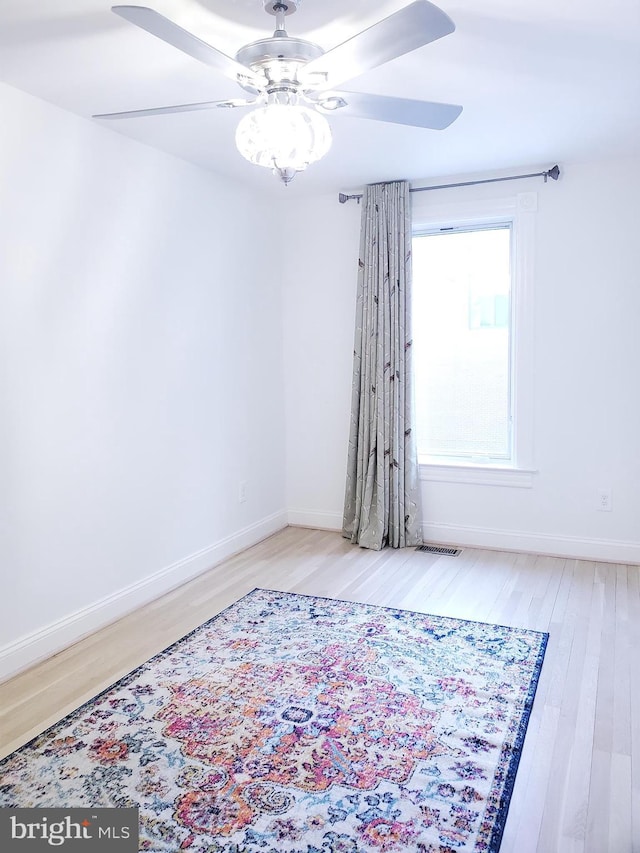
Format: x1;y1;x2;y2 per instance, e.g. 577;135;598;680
1;0;639;198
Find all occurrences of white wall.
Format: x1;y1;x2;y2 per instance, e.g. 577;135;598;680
282;194;361;531
282;157;640;562
0;83;286;676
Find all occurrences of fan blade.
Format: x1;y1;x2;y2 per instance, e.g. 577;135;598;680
300;1;455;92
93;98;257;120
112;6;263;89
319;91;462;129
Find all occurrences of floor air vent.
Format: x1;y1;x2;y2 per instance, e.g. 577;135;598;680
416;544;462;556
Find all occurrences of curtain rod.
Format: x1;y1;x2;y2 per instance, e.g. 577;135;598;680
337;164;560;204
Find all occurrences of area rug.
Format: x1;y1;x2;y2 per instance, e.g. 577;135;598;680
0;588;547;852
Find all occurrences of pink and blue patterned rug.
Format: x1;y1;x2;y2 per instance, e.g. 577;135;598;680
0;589;547;852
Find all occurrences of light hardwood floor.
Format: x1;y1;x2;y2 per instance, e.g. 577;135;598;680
1;527;638;852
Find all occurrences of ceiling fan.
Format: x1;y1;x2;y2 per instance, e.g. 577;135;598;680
94;0;462;184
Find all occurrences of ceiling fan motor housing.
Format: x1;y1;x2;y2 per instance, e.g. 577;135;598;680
235;37;324;93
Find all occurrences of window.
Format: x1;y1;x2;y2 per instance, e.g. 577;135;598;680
411;193;536;486
413;225;512;461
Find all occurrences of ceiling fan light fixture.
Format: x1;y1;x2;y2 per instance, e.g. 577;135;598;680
102;3;463;185
235;102;331;184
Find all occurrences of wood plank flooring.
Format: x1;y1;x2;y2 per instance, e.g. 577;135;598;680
1;526;637;852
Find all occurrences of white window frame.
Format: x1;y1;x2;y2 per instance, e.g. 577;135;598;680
412;191;537;488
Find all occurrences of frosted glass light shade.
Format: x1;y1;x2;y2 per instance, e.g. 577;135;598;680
235;104;331;181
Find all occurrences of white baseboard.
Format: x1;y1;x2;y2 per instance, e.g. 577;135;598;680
288;508;640;563
288;509;343;531
0;510;288;683
422;521;640;564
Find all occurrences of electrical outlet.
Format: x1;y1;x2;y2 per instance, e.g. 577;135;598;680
596;488;612;512
239;481;248;504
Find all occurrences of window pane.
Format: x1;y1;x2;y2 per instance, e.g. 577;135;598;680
413;227;512;460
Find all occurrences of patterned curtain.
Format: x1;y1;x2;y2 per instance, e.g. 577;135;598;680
342;181;422;550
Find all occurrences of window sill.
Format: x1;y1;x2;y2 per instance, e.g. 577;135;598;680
419;461;536;488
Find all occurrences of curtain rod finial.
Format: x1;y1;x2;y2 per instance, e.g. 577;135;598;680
338;192;363;204
545;165;560;182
